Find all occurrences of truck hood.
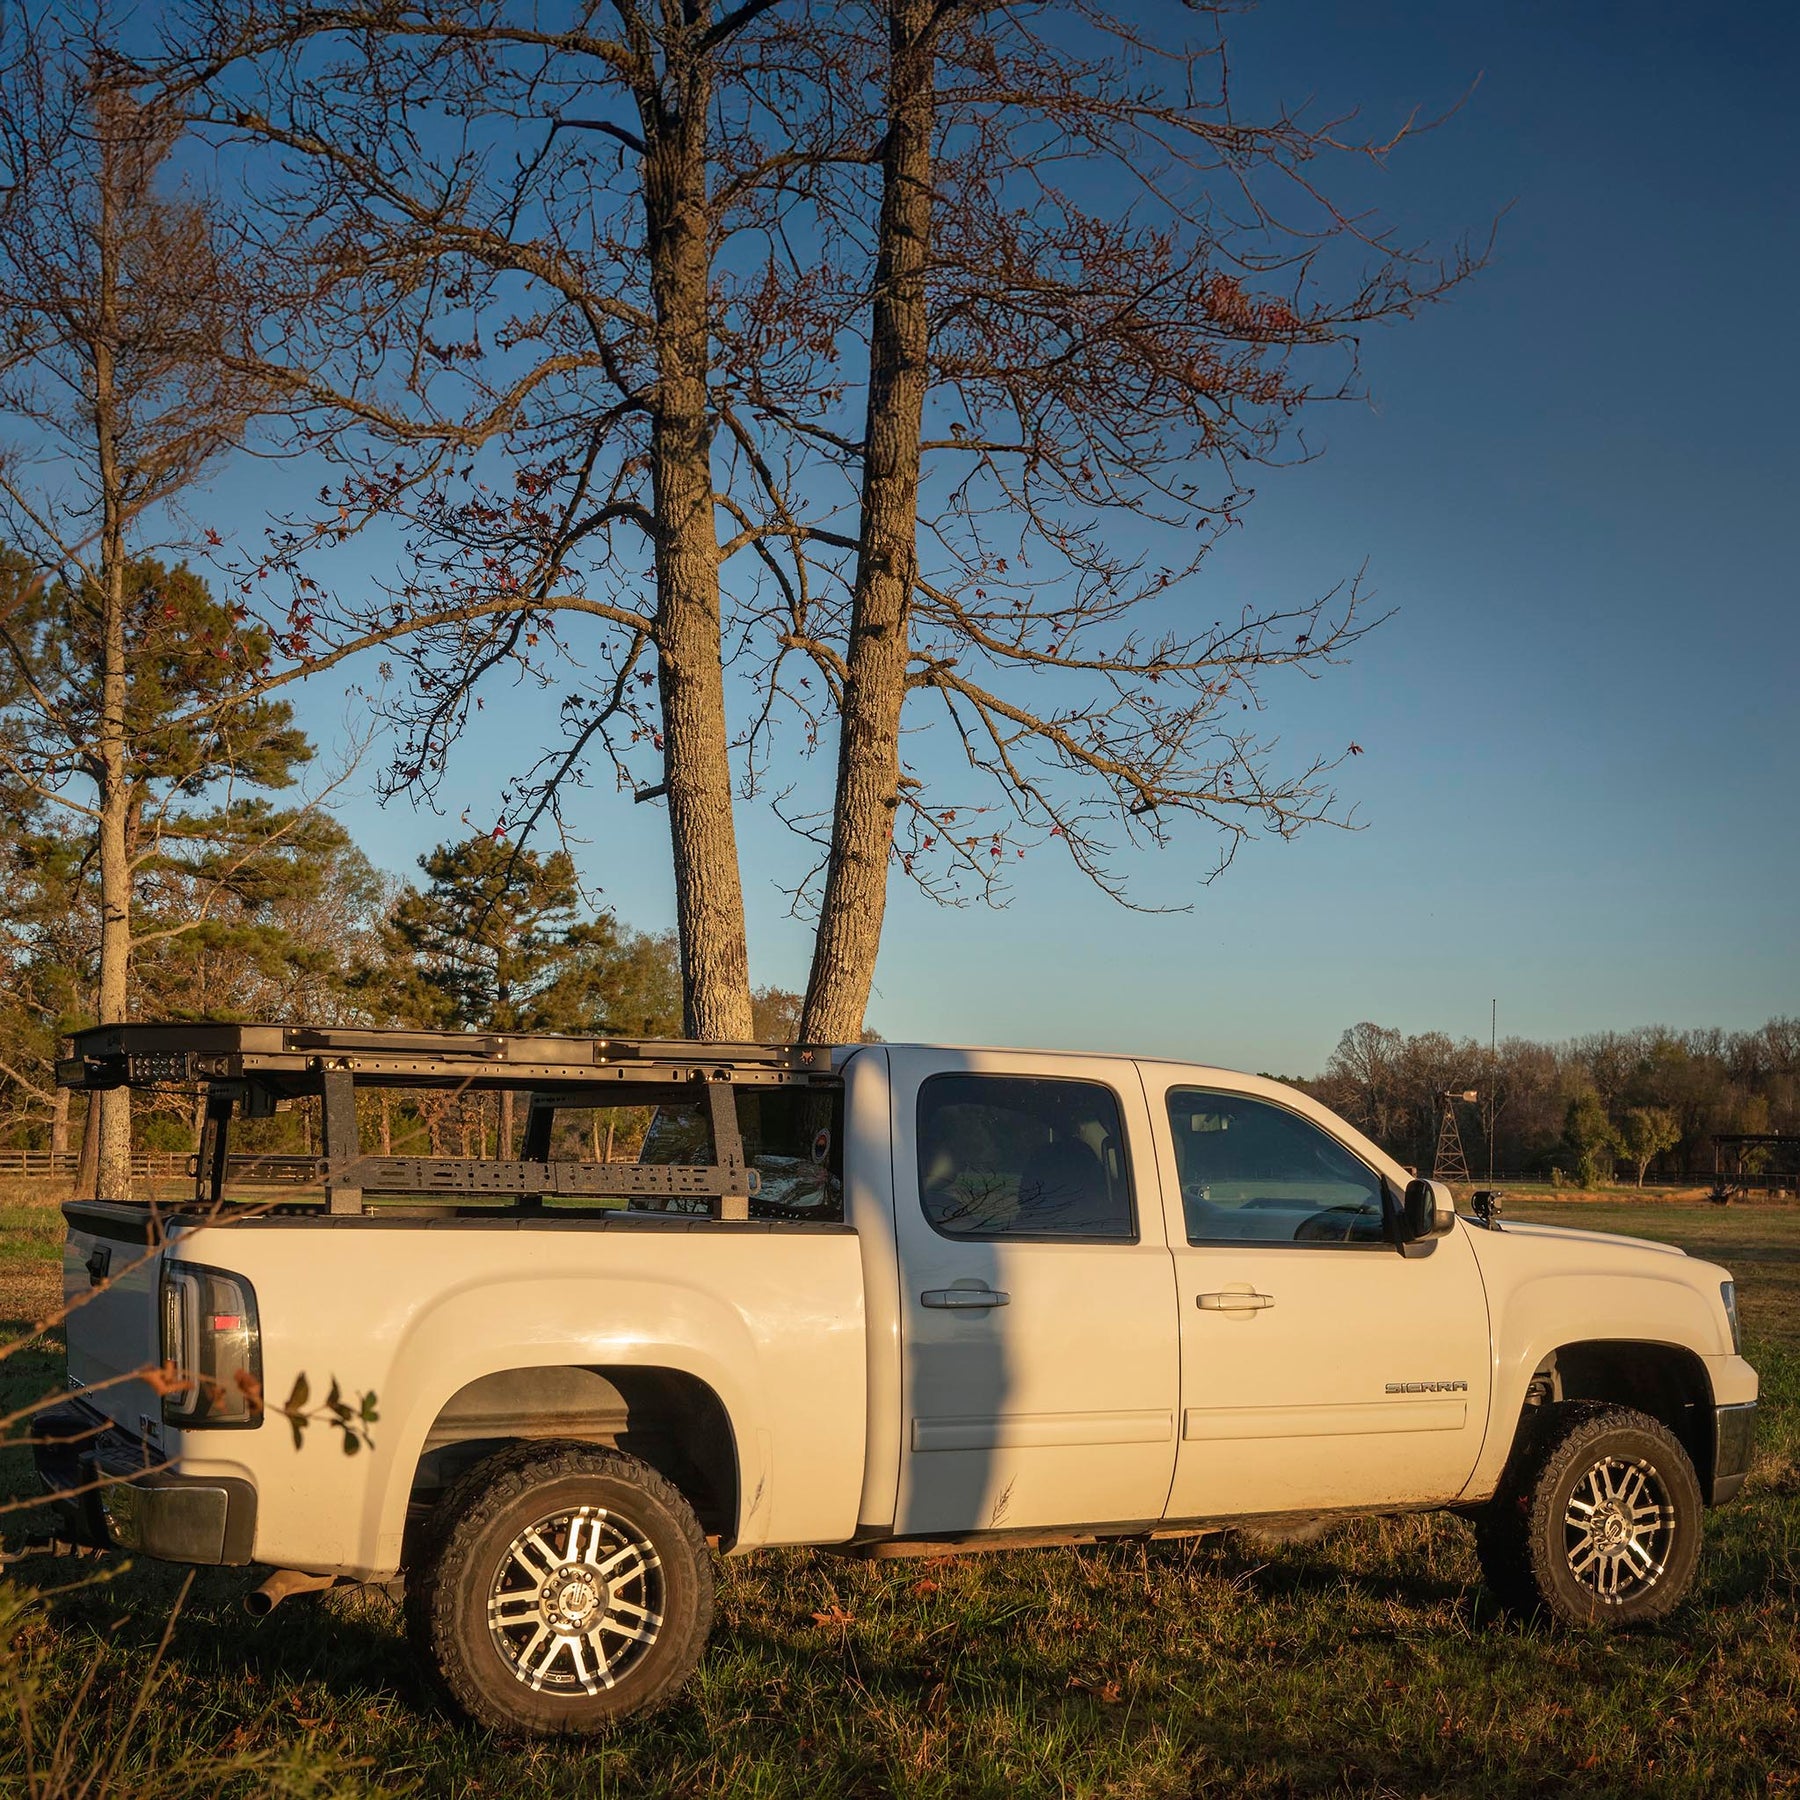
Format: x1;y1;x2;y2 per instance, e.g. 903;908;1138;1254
1462;1215;1740;1322
1458;1214;1739;1368
1483;1219;1687;1260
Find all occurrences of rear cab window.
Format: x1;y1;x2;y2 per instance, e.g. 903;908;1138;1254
916;1073;1136;1241
639;1087;844;1218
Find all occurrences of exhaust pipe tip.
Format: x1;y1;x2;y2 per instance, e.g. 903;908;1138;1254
245;1568;339;1616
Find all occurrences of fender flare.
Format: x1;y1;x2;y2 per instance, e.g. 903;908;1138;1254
357;1275;769;1570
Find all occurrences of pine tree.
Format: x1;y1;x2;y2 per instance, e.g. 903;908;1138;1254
368;837;679;1039
0;554;371;1150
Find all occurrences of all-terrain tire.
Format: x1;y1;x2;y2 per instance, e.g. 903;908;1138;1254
1474;1402;1702;1627
404;1441;713;1735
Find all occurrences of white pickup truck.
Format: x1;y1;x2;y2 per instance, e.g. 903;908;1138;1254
35;1024;1757;1736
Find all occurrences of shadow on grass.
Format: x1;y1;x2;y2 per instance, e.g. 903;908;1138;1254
0;1316;66;1516
0;1315;64;1385
18;1556;432;1723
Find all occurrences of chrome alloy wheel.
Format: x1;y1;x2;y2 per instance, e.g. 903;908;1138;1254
486;1504;664;1694
1563;1454;1677;1604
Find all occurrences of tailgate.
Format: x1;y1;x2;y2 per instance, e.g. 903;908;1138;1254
61;1203;164;1434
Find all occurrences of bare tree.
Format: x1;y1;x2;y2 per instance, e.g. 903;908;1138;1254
167;0;862;1040
167;2;1475;1046
793;1;1477;1037
1325;1021;1407;1145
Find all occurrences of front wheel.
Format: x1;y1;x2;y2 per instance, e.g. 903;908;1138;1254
1474;1402;1703;1626
405;1442;714;1735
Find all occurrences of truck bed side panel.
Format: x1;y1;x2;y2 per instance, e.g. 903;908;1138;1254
160;1221;867;1577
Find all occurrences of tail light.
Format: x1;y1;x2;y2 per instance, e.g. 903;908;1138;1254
160;1260;263;1428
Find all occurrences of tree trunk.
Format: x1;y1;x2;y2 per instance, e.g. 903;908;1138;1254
50;1084;69;1158
801;0;939;1044
92;143;133;1198
640;43;754;1043
75;1092;99;1199
95;735;132;1194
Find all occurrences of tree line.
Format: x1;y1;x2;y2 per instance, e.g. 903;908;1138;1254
1301;1019;1800;1188
0;1;1480;1186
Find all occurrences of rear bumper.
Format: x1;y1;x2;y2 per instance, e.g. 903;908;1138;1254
30;1402;257;1566
1712;1400;1758;1506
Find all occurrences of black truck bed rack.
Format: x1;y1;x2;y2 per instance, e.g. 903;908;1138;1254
57;1023;841;1221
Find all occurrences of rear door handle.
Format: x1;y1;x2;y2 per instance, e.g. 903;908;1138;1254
1197;1291;1274;1311
921;1286;1009;1309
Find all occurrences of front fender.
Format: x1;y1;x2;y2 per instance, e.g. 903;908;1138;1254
1467;1264;1736;1499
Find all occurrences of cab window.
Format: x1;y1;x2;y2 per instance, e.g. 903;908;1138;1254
917;1074;1135;1241
1166;1088;1386;1246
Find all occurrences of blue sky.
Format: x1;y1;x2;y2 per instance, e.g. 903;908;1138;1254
262;1;1797;1073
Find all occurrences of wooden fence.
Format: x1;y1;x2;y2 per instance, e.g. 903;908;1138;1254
0;1150;324;1182
0;1150;182;1179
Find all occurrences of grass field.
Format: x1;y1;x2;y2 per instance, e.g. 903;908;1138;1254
4;1188;1799;1798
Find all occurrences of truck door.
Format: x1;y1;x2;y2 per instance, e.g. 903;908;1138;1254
889;1048;1181;1537
1145;1076;1492;1520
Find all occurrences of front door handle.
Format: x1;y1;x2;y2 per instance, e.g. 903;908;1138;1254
1197;1291;1275;1312
921;1286;1009;1309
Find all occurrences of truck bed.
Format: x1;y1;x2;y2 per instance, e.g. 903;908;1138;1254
61;1200;869;1575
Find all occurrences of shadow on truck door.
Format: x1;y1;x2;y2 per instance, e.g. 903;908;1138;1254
880;1051;1183;1539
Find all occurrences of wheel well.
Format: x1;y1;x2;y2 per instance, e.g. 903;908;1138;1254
408;1365;738;1546
1523;1341;1715;1488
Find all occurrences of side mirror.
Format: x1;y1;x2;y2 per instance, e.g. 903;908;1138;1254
1403;1178;1457;1242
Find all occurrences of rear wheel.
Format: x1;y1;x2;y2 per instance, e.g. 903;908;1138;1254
1474;1402;1702;1626
406;1442;713;1734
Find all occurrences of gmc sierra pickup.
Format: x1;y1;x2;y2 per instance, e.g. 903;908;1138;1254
32;1024;1757;1735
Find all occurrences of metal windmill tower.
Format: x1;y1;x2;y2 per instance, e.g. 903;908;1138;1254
1431;1088;1478;1182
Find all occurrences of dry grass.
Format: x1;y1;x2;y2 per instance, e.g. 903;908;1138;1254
2;1186;1797;1798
